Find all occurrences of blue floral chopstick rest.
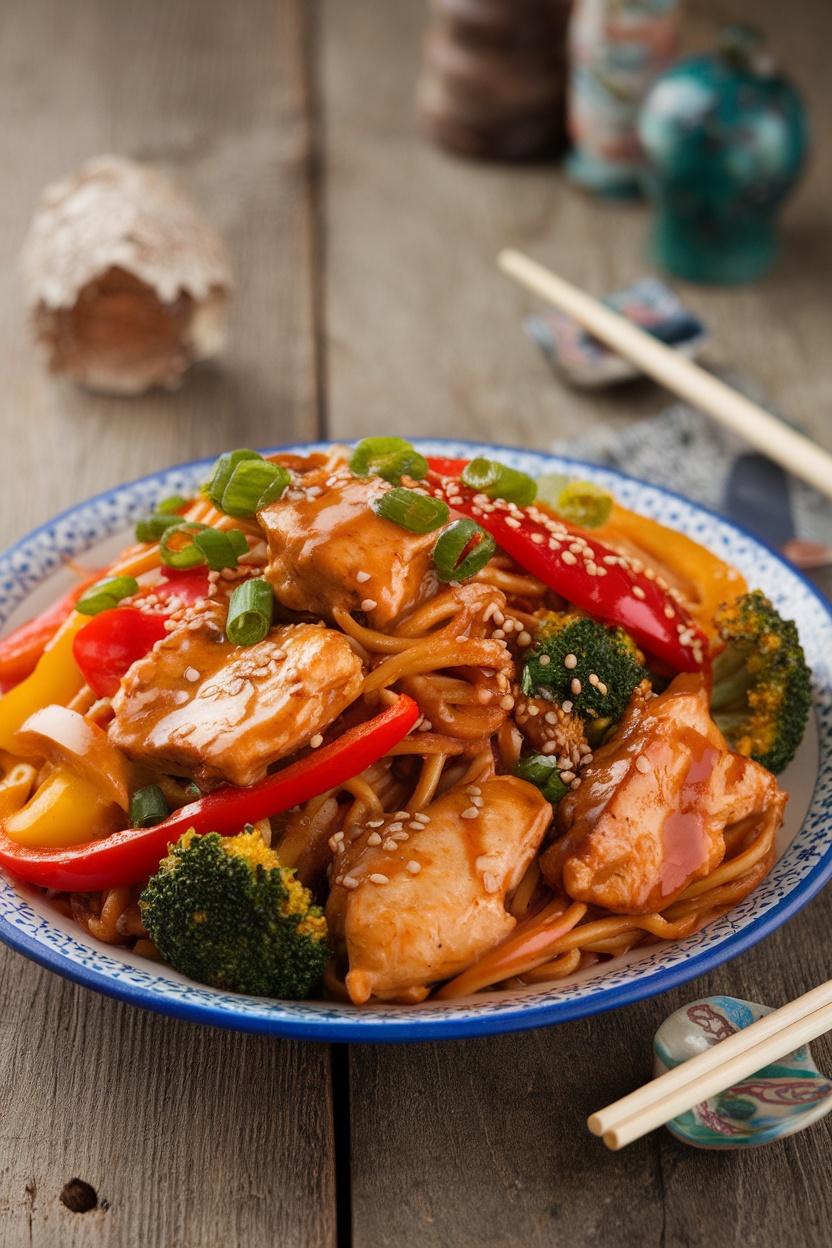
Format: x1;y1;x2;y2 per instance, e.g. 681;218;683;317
653;996;832;1148
524;277;707;390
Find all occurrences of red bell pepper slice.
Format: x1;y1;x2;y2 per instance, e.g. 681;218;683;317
0;694;420;892
0;571;105;693
72;607;170;699
427;460;708;673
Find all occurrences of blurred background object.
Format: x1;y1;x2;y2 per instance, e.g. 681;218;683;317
566;0;680;195
638;25;808;282
416;0;572;159
21;155;232;395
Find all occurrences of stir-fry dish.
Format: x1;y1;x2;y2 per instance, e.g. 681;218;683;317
0;440;812;1005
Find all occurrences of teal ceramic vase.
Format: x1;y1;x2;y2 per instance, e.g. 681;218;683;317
638;26;808;283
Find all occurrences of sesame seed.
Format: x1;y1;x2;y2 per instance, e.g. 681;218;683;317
571;678;582;695
483;873;499;894
561;700;573;713
541;741;557;755
342;876;359;890
544;711;557;724
466;785;482;796
172;690;189;705
309;733;324;748
392;831;409;842
538;654;551;667
664;606;675;619
461;807;479;819
517;630;532;647
387;822;403;833
504;516;522;529
632;586;646;600
635;755;651;773
356;570;371;583
597;681;608;696
528;704;539;717
328;836;341;853
564;654;578;670
406;860;421;874
562;551;578;565
531;533;545;544
369;873;389;885
366;819;385;828
184;667;200;682
361;599;378;612
367;832;382;846
570;778;582;791
471;796;484;807
395;811;409;819
500;695;515;710
383;838;398;851
560;770;576;784
412;812;430;823
589;673;599;686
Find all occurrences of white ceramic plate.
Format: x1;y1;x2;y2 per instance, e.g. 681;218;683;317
0;440;828;1042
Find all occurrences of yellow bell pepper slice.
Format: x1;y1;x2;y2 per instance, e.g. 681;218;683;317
0;613;86;753
3;765;123;848
0;763;37;820
595;504;747;642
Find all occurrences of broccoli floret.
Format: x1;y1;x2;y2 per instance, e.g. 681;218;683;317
139;828;331;999
711;590;812;775
521;614;650;736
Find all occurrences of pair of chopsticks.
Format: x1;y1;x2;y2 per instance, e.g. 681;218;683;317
498;249;832;505
588;981;832;1149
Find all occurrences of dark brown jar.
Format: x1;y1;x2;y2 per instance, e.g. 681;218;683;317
416;0;573;160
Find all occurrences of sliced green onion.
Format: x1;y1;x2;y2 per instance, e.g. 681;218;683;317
552;481;613;529
220;459;290;517
534;473;572;506
129;784;170;829
515;754;569;806
159;522;211;570
373;487;449;533
135;512;183;543
226;578;274;646
76;575;139;616
460;457;537;506
350;436;428;485
227;529;250;557
157;495;190;515
202;448;262;508
433;519;496;582
193;528;242;572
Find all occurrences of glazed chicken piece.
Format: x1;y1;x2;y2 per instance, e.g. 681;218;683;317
540;673;786;914
326;775;552;1004
109;606;364;788
258;462;439;628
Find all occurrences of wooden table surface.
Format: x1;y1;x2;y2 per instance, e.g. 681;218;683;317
0;1;830;1244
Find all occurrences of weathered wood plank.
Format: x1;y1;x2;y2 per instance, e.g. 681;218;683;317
346;894;832;1248
0;1;334;1245
322;1;832;1245
322;0;832;454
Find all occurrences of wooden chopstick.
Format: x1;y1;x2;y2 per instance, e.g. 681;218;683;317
498;248;832;505
589;980;832;1150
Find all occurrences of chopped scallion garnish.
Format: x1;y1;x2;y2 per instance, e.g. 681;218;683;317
551;480;612;529
460;458;537;506
373;487;450;533
349;437;428;485
193;527;249;571
220;459;290;517
129;784;170;828
75;575;140;616
433;518;496;582
226;578;274;646
156;495;190;515
135;512;183;544
160;522;213;570
515;754;569;806
202;449;262;508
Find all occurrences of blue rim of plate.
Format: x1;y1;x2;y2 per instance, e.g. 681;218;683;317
0;438;830;1043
